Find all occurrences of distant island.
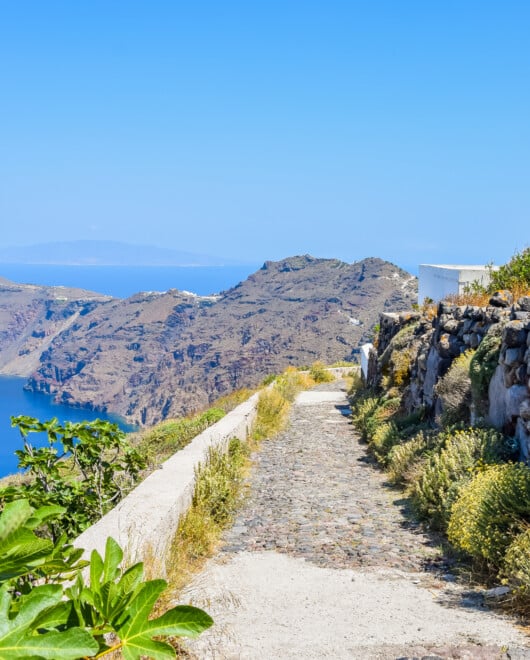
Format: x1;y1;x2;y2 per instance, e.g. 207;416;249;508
0;240;248;267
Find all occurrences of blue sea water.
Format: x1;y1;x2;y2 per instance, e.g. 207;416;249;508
0;264;260;299
0;376;135;478
0;265;262;478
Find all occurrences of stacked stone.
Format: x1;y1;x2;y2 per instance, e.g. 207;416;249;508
376;311;421;356
489;295;530;458
373;292;530;460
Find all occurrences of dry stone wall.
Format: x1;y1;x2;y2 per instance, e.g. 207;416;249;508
369;294;530;459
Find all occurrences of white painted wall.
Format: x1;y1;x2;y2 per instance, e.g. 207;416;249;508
418;265;495;303
75;394;259;571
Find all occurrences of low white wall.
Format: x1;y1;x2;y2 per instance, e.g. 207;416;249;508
75;393;259;570
360;344;373;381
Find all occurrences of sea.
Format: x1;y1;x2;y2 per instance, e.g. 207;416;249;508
0;263;260;298
0;264;259;478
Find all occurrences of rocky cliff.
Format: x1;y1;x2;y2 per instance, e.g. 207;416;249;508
11;256;416;425
0;278;112;376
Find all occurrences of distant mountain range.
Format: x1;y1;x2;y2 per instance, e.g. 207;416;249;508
0;255;417;426
0;240;244;266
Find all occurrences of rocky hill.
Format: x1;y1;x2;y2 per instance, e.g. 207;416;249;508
0;278;112;376
7;256;416;425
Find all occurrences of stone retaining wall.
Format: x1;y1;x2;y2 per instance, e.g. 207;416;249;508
74;394;259;571
370;295;530;459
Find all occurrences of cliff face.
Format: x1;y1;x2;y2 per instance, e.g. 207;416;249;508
21;256;416;425
0;278;112;377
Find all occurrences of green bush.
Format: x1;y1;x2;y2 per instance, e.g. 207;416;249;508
488;247;530;293
261;373;277;386
309;361;334;383
503;527;530;599
0;417;145;541
192;438;248;526
274;367;313;402
351;396;400;443
410;428;514;530
435;351;473;427
369;421;402;465
387;430;433;484
448;462;530;566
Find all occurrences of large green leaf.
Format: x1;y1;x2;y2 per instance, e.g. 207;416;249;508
0;585;98;659
117;580;213;660
0;501;57;584
0;500;33;542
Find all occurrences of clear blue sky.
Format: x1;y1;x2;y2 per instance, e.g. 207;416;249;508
1;1;529;270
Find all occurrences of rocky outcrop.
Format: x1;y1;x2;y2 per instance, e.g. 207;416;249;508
370;296;530;459
0;278;112;376
22;256;416;425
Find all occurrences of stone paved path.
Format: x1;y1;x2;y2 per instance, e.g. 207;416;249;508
184;380;530;660
221;381;437;573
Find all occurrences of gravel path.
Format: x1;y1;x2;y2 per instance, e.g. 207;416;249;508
184;380;530;659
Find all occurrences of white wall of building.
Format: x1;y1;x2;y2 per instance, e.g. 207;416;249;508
418;265;494;303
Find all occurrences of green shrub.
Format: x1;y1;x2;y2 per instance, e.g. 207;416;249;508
192;438;248;527
411;428;514;530
309;361;334;383
435;351;473;427
387;430;432;484
469;326;503;416
166;437;250;594
351;396;400;443
369;421;402;465
503;527;530;600
448;462;530;566
261;374;277;386
0;417;145;541
488;247;530;293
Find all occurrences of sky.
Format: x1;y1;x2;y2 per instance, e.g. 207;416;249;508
1;1;529;271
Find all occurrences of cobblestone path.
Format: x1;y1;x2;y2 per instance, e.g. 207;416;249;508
185;380;529;660
221;380;439;573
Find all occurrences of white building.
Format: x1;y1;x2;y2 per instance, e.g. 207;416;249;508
418;264;497;303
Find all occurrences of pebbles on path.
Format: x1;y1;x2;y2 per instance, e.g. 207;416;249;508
184;380;529;659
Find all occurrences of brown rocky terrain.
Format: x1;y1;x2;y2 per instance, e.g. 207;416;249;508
7;256;416;426
0;277;112;376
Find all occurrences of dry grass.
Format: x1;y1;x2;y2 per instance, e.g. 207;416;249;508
309;361;335;383
213;387;255;413
445;282;530;307
0;471;31;489
158;438;250;608
444;291;492;306
251;367;313;442
251;388;290;442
